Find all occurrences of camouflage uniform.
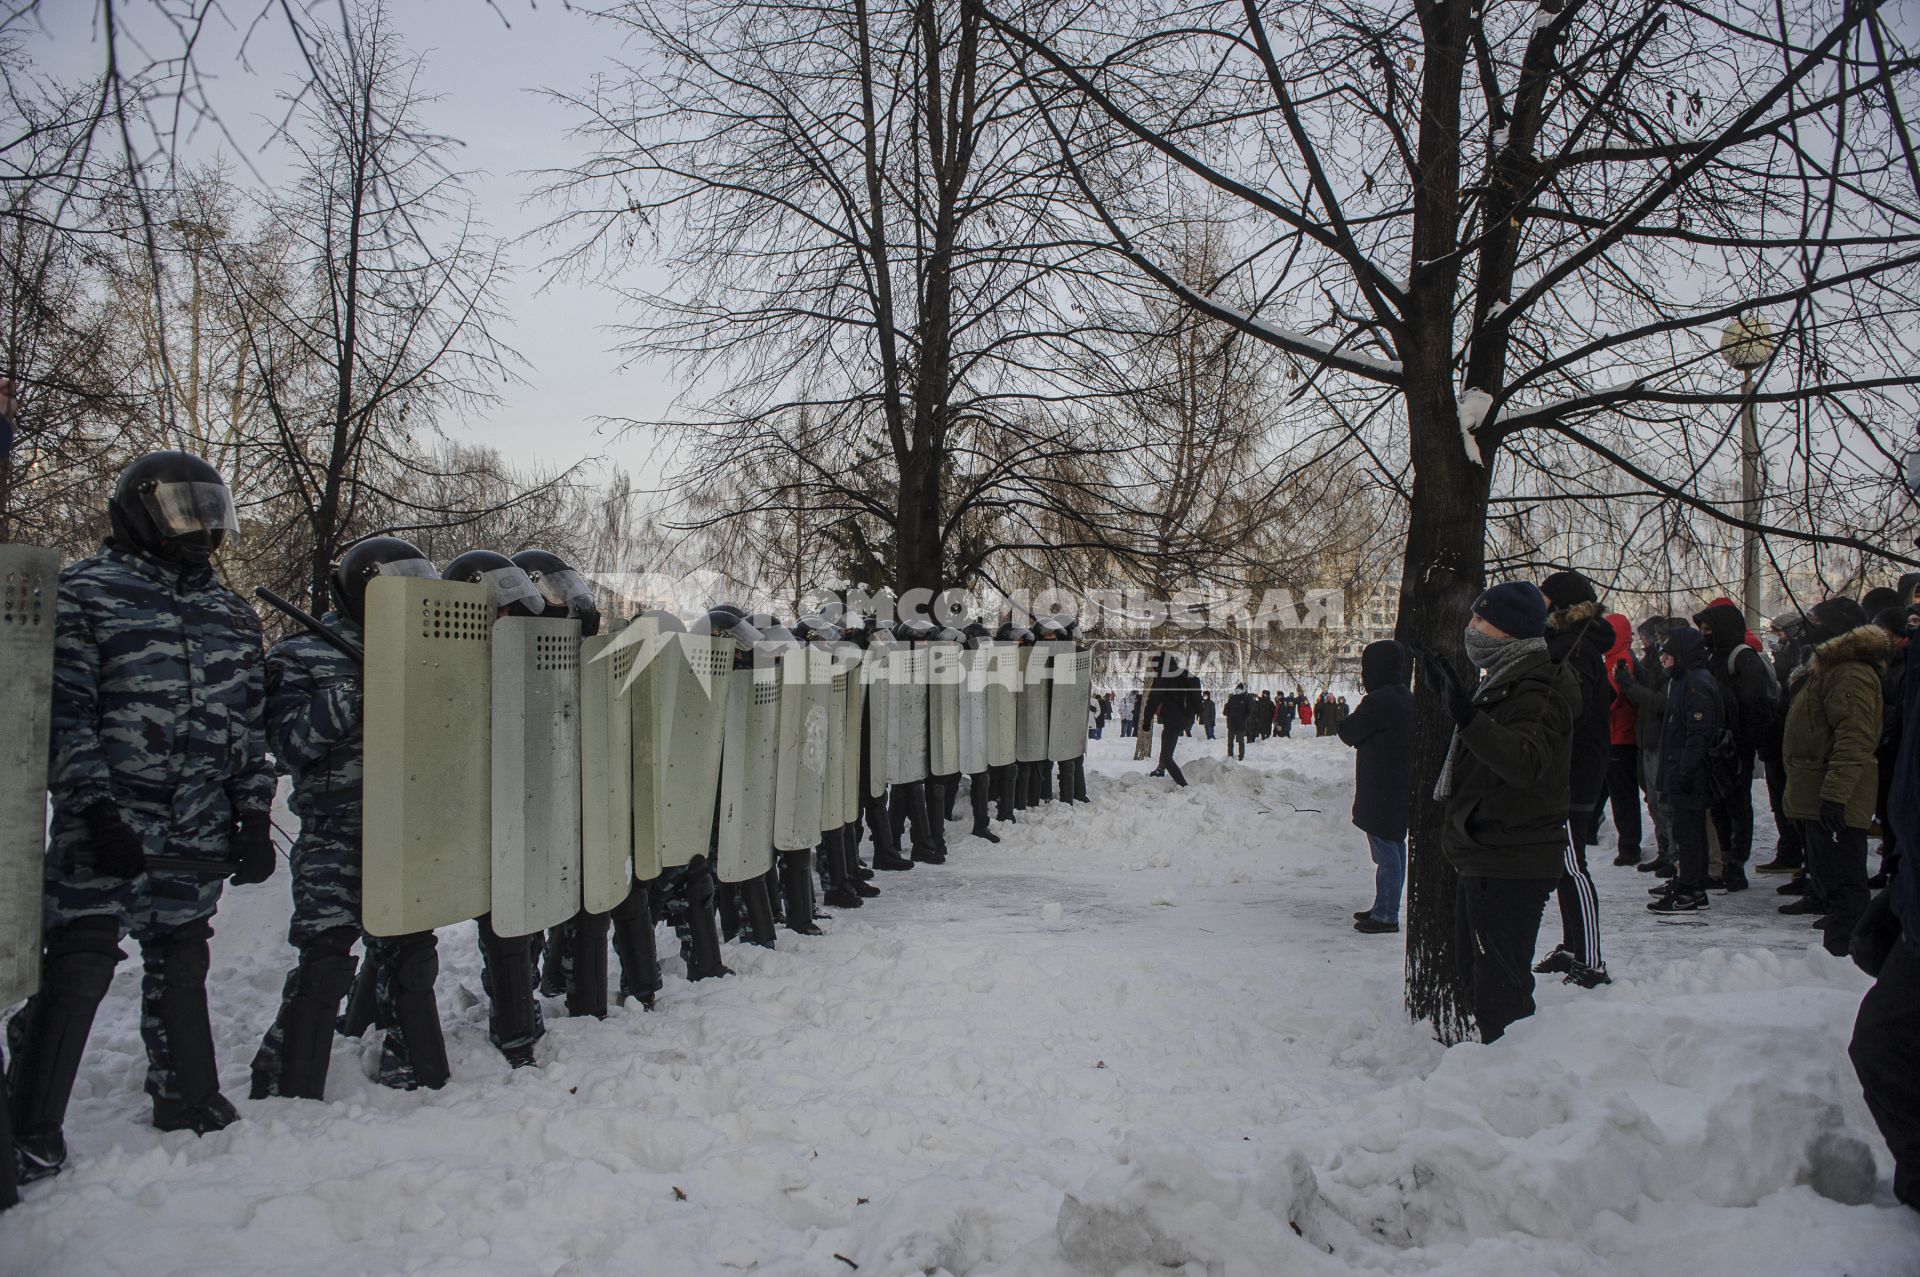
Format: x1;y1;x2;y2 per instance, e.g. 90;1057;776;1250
251;613;447;1094
12;542;271;1109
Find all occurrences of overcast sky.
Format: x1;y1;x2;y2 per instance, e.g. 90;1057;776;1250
24;0;678;488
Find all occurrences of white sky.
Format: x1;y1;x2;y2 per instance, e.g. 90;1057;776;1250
23;0;678;488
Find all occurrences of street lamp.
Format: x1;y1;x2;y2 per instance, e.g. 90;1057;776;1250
1720;314;1776;620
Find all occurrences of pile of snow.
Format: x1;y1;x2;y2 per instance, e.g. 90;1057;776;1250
1;732;1913;1275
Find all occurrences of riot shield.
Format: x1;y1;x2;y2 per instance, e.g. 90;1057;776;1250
1045;641;1090;762
927;642;962;776
863;645;891;799
623;616;666;881
1014;644;1050;764
820;659;850;835
0;545;57;1005
957;648;990;776
984;645;1017;768
715;663;778;883
773;645;832;851
490;617;584;937
886;645;929;785
650;632;735;869
580;623;636;912
841;654;867;824
363;576;494;936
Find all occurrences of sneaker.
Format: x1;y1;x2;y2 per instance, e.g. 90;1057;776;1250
1777;875;1809;896
1754;857;1800;875
1533;947;1575;974
1718;869;1749;893
1636;858;1665;873
14;1129;66;1183
1353;916;1399;934
501;1042;538;1070
1649;889;1709;914
1649;881;1679;897
1779;896;1827;915
1565;961;1612;988
152;1092;240;1135
1612;853;1638;867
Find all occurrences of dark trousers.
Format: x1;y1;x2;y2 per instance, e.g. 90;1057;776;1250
1850;940;1920;1212
1669;802;1710;890
1763;752;1804;868
1555;824;1603;969
1804;820;1870;957
1454;875;1556;1043
1709;756;1755;870
1204;724;1215;739
1604;744;1643;858
1157;727;1187;786
1226;726;1247;759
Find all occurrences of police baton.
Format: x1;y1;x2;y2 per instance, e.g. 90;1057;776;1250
254;586;365;664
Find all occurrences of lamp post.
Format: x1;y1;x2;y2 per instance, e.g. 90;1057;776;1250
1720;314;1776;621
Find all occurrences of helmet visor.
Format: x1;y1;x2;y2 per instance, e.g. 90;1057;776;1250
141;481;238;539
476;565;543;614
374;558;438;582
528;567;595;615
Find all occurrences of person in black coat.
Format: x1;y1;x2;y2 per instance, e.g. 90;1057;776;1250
1142;652;1201;786
1338;641;1413;932
1275;693;1295;737
1697;601;1775;892
1647;625;1725;913
1199;691;1217;739
1536;569;1613;988
1224;684;1252;759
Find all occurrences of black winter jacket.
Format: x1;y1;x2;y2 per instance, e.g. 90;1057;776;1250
1440;646;1579;880
1545;600;1613;815
1657;632;1723;811
1338;642;1413;841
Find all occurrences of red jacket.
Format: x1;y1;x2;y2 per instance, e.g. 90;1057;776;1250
1604;613;1637;746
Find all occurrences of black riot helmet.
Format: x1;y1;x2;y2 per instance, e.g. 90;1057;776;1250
696;603;764;645
108;450;240;564
329;536;436;625
962;621;994;648
512;548;601;637
996;620;1034;645
442;550;543;617
895;618;938;642
792;615;843;644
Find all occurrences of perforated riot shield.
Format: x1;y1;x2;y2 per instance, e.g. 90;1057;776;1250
363;577;494;936
886;645;929;785
580;623;636;912
984;646;1017;769
716;663;778;883
864;646;891;799
1045;641;1091;763
773;646;832;851
490;617;583;936
1015;645;1050;764
0;545;57;1005
927;642;962;776
646;632;735;869
841;656;867;824
820;658;850;834
957;648;990;776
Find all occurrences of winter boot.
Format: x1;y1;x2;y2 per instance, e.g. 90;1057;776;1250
1071;757;1090;803
376;931;451;1091
7;918;120;1181
941;775;961;822
539;921;571;998
610;882;663;1007
820;828;864;910
141;919;235;1131
717;882;744;942
870;795;914;870
739;874;779;948
902;783;943;865
252;926;357;1100
682;858;734;979
993;764;1016;822
564;911;612;1019
338;955;378;1038
968;772;1000;842
925;785;951;862
838;823;880;895
778;849;823;935
477;916;544;1068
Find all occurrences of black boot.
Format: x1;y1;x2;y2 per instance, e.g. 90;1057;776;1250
142;919;237;1133
539;922;571;998
252;926;357;1100
841;823;880;895
903;783;944;864
739;874;778;948
564;911;612;1019
683;858;734;979
778;848;823;934
609;882;662;1007
968;772;1000;842
716;882;744;942
940;774;961;822
1038;759;1054;803
925;784;951;862
993;764;1016;822
820;827;865;909
338;954;378;1038
868;795;914;870
477;916;543;1068
8;918;121;1181
376;932;450;1091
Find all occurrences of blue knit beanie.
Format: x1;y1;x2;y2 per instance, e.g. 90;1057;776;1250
1471;581;1549;639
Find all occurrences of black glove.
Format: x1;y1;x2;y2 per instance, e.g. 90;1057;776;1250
1419;650;1476;727
229;810;276;885
78;800;145;879
1612;660;1633;688
1817;800;1849;836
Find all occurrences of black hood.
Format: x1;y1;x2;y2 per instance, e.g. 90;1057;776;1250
1360;640;1409;691
1698;602;1748;653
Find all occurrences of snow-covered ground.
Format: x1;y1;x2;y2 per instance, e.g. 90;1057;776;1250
2;732;1915;1275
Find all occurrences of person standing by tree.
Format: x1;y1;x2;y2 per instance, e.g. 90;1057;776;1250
1340;642;1413;934
1419;582;1576;1043
1536;571;1613;989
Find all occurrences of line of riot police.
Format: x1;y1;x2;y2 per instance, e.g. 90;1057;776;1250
0;450;1092;1205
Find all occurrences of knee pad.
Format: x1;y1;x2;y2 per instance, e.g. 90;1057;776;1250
44;925;121;1002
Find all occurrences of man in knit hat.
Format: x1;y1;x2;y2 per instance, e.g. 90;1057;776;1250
1419;581;1579;1042
1532;569;1613;988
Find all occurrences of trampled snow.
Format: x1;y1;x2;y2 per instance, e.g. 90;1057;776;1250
2;734;1915;1275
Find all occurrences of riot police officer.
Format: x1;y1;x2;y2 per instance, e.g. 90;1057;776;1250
7;452;274;1182
962;622;1002;842
250;536;449;1098
443;549;549;1067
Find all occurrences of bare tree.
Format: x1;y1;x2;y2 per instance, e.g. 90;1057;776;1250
990;0;1920;1037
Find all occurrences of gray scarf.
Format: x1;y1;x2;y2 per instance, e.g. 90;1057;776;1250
1432;634;1549;800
